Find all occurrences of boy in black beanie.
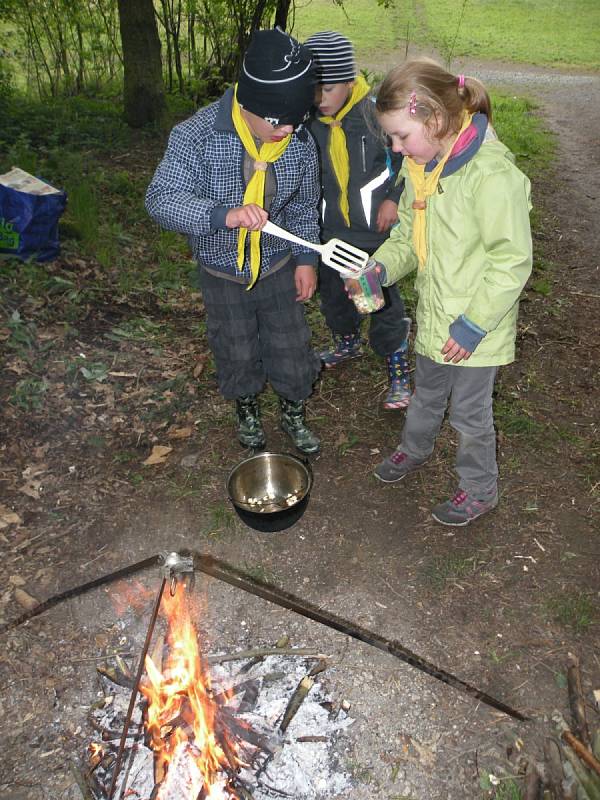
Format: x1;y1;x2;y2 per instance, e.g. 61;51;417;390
305;31;412;410
146;28;322;454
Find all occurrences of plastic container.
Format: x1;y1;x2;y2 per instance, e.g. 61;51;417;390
346;260;385;314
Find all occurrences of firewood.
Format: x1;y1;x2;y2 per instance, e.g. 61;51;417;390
567;653;591;749
562;731;600;780
207;647;328;664
592;731;600;762
562;762;585;800
560;744;600;800
279;675;314;734
553;712;600;797
96;663;135;689
240;635;291;674
218;707;278;753
308;659;329;677
296;735;328;743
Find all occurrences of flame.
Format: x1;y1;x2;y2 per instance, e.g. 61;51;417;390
87;741;105;770
109;578;153;616
141;583;239;798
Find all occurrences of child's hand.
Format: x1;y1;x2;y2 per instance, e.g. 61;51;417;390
226;204;268;230
343;277;362;298
441;337;472;363
294;264;317;301
376;199;398;233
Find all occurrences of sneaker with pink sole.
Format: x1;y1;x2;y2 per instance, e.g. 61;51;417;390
431;489;498;526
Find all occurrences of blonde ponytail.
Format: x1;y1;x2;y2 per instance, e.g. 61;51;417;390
376;58;492;137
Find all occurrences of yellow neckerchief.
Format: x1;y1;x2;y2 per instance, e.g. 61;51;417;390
405;112;473;269
319;74;371;226
231;84;292;288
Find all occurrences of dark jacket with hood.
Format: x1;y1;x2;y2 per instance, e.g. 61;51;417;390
308;96;403;252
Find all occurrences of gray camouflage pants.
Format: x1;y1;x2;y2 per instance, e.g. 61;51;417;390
198;263;321;401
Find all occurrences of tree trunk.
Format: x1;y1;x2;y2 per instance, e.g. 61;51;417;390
274;0;292;30
117;0;167;127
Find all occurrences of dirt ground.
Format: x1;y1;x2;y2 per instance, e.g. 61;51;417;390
0;57;599;799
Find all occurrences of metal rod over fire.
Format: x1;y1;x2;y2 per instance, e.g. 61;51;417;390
0;549;528;722
106;552;194;800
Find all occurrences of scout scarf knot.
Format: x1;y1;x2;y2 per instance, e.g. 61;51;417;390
232;84;292;288
405;112;473;269
319;74;371;226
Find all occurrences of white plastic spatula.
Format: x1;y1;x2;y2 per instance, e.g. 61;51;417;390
262;220;369;277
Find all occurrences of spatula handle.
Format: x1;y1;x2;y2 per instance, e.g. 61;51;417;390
262;221;322;254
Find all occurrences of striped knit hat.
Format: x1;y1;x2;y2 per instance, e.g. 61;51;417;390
304;31;357;84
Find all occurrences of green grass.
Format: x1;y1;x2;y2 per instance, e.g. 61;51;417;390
545;591;597;632
294;0;600;70
293;0;413;64
422;0;600;68
494;396;544;437
490;94;555;177
421;554;477;589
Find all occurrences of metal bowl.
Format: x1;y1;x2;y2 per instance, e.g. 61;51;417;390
227;452;313;532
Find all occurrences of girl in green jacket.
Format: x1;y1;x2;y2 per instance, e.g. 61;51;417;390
365;58;532;526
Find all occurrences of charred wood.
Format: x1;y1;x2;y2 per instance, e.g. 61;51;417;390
279;675;314;734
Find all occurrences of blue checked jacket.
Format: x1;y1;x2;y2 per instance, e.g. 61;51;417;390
146;88;321;282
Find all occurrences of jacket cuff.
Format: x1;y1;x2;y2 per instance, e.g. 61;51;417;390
294;251;319;268
210;206;229;230
373;261;388;285
449;314;487;352
386;176;405;204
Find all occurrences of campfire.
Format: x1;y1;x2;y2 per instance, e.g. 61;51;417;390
142;584;241;799
84;570;353;800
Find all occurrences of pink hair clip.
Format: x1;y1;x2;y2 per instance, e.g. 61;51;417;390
408;90;417;115
457;74;465;89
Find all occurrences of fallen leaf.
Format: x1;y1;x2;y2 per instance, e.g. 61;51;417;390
0;505;22;528
167;426;193;440
14;587;39;610
22;463;48;479
33;444;50;459
193;358;207;378
9;575;26;587
142;445;172;466
19;480;42;499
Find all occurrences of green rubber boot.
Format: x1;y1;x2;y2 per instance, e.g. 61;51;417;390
279;397;320;455
235;395;266;449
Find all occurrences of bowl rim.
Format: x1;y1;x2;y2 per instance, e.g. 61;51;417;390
226;451;313;513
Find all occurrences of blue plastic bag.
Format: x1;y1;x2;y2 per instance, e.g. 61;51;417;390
0;183;67;262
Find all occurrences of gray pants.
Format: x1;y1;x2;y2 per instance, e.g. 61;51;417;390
400;354;498;498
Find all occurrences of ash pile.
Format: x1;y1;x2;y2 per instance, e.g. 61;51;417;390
86;646;353;799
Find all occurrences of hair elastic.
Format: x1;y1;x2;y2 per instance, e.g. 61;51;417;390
408;90;418;115
457;74;465;89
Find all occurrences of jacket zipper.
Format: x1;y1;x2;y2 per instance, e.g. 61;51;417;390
360;136;367;172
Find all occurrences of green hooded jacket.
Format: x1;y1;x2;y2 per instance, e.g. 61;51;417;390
373;132;532;367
